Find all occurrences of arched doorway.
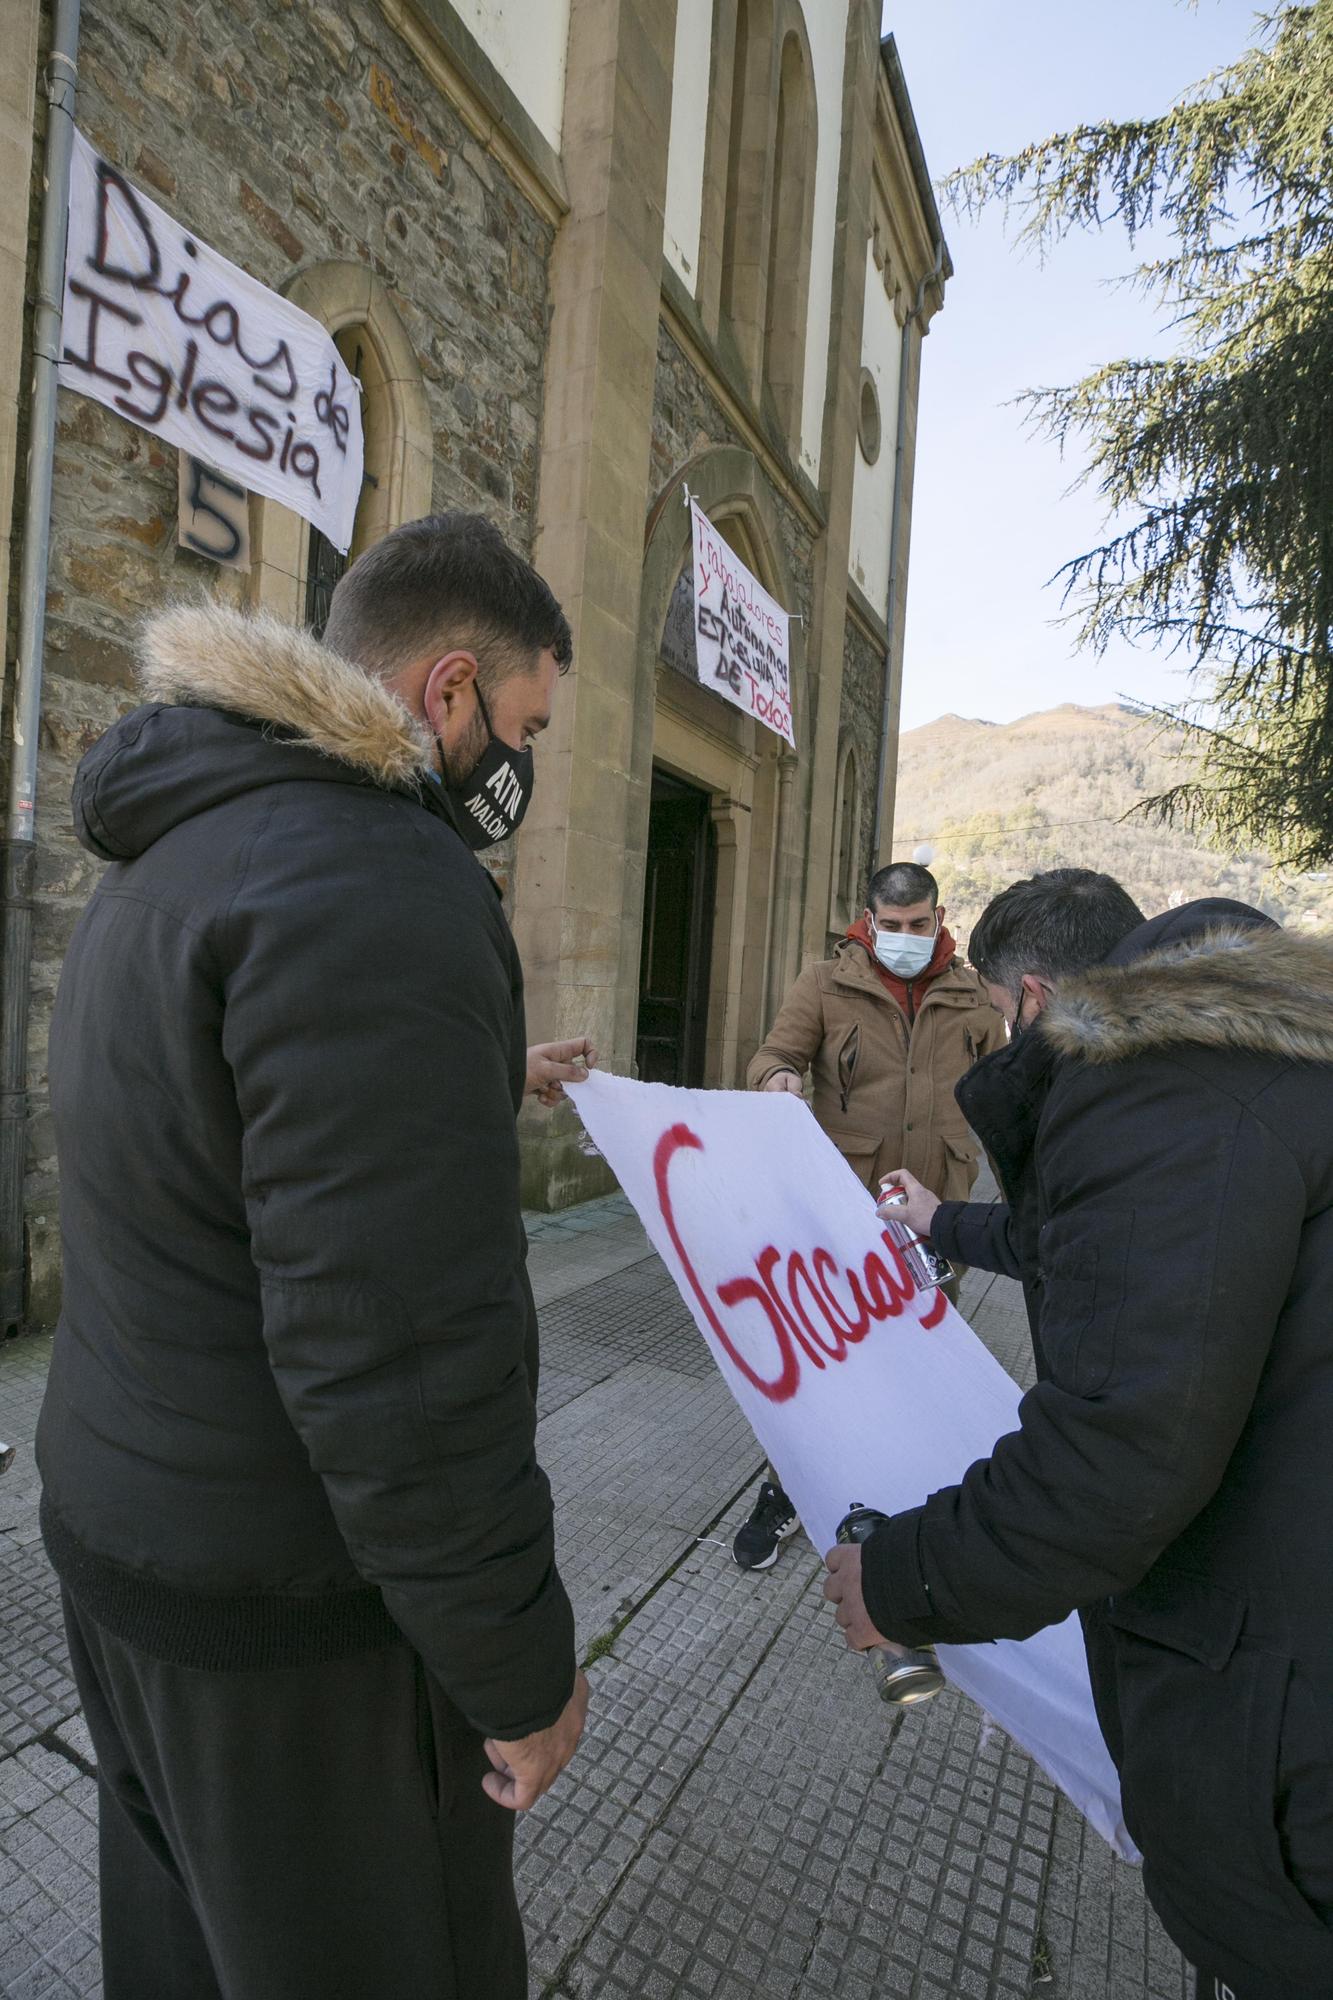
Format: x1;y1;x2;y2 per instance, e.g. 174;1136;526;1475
634;449;808;1087
636;768;717;1086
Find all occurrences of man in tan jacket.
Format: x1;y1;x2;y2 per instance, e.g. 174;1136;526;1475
732;861;1005;1569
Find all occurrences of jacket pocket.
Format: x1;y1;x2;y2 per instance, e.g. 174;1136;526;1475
831;1128;879;1191
413;1654;463;1823
1106;1582;1333;1952
1102;1586;1253;1921
836;1024;861;1114
1107;1567;1245;1670
1268;1663;1333;1929
941;1133;979;1203
1036;1210;1133;1398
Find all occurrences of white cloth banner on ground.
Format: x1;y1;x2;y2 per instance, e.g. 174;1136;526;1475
570;1070;1136;1860
60;130;363;551
689;499;795;746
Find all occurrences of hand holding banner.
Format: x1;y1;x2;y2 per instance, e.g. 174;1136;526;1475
570;1070;1136;1859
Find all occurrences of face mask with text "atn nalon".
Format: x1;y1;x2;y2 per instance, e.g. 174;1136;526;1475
443;689;534;851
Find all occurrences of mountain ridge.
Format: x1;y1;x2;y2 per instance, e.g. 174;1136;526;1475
892;701;1332;946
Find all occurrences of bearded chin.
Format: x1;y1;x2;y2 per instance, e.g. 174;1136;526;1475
439;708;488;789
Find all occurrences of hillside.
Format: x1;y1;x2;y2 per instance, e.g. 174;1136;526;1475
892;703;1333;949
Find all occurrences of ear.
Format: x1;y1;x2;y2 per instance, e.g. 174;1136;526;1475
1021;971;1052;1017
422;651;478;735
935;905;946;926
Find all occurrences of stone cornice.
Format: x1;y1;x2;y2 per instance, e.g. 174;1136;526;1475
377;0;569;226
872;37;950;324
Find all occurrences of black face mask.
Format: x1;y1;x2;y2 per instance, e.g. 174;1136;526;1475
440;689;534;851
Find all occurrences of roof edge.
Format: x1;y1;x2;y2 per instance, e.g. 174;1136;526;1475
879;32;953;284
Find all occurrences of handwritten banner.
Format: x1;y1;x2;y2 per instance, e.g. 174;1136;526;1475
60;131;363;552
689;500;795;745
570;1071;1135;1859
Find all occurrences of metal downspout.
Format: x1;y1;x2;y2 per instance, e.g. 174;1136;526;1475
1;0;81;1336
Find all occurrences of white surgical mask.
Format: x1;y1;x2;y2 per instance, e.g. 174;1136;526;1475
873;922;937;980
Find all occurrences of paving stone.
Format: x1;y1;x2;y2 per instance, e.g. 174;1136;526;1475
0;1738;100;1998
540;1256;717;1382
539;1347;761;1648
0;1201;1193;1999
0;1545;79;1755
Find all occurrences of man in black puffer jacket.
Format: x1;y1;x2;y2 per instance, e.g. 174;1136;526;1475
827;869;1333;2000
37;513;586;2000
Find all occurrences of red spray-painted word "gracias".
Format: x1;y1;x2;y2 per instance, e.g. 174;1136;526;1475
654;1124;947;1404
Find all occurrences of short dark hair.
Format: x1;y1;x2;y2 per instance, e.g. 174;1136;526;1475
322;512;573;689
969;868;1146;993
867;861;939;911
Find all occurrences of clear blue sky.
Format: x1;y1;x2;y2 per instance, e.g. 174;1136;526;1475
884;0;1268;731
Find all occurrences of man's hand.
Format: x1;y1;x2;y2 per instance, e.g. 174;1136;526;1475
822;1544;905;1655
763;1071;804;1095
526;1037;598;1107
483;1669;589;1811
876;1166;941;1240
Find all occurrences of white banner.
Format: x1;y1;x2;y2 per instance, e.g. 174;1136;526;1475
571;1071;1135;1859
60;131;364;552
689;499;795;745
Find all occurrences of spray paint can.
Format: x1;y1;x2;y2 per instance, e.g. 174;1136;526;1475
836;1504;945;1706
875;1183;955;1295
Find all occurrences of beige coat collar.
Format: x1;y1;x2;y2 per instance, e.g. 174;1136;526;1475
138;603;434;789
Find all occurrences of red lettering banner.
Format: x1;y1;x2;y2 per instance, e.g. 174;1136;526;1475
570;1071;1135;1858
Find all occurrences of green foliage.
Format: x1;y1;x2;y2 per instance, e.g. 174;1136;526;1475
895;703;1333;949
946;4;1333;865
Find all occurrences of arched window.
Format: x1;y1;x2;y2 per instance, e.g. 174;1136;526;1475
305;327;369;635
715;0;774;386
831;739;863;930
720;0;752;323
248;263;432;625
763;27;816;446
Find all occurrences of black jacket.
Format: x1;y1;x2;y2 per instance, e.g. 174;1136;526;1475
37;604;575;1741
931;1023;1059;1363
931;898;1275;1363
862;905;1333;1993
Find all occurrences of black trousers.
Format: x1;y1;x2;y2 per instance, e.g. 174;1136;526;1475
62;1591;526;2000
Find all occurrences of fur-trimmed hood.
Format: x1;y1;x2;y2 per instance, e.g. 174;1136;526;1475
73;604;439;862
1043;917;1333;1068
137;602;433;785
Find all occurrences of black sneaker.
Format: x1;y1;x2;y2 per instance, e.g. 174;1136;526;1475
732;1480;798;1570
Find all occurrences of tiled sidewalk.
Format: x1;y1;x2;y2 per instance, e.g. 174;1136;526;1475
0;1192;1188;1999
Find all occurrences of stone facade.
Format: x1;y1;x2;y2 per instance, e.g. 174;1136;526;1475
3;0;948;1321
15;0;563;1319
650;321;815;629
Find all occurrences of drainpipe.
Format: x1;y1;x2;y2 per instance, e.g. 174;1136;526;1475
1;0;80;1337
869;236;943;868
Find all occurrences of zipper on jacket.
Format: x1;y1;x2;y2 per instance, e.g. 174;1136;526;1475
837;1023;861;1114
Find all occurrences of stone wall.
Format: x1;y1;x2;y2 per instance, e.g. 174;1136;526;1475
19;0;559;1322
650;322;816;628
